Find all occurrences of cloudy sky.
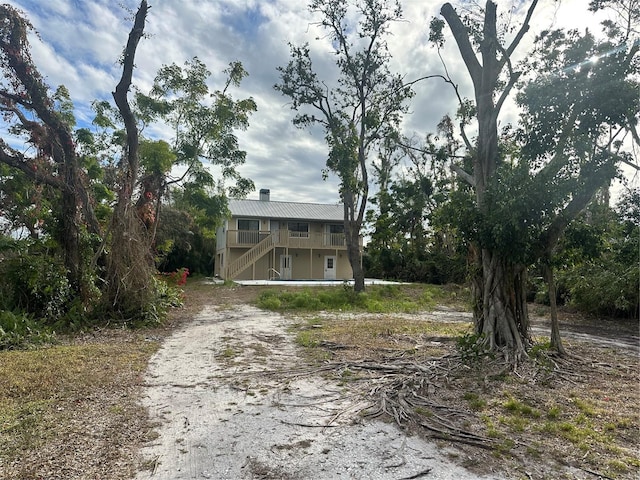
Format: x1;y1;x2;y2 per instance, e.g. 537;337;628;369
4;0;626;204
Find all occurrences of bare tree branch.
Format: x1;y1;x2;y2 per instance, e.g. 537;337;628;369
450;163;476;187
112;0;148;188
440;3;482;88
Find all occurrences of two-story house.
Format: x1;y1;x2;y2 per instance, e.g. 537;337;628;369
215;189;361;281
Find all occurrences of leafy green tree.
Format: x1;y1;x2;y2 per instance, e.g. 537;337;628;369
432;0;639;358
137;58;257;200
134;58;257;275
556;190;639;318
275;0;414;292
155;182;228;275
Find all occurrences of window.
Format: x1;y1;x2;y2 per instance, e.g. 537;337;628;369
237;218;260;243
288;222;309;237
329;224;344;234
326;224;345;246
238;219;259;231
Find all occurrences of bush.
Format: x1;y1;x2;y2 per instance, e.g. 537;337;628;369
559;259;639;317
157;267;190;287
0;240;73;322
0;310;55;350
456;332;490;362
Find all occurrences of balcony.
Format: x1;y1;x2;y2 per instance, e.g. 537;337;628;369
225;229;360;249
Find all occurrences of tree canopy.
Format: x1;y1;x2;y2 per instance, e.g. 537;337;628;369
275;0;414;292
0;1;256;328
0;0;637;351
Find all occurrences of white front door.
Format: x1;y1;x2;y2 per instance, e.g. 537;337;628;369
280;255;292;280
324;255;337;280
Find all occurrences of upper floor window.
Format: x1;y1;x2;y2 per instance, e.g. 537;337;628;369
238;219;259;231
237;218;260;244
328;224;344;234
288;222;309;237
326;223;345;246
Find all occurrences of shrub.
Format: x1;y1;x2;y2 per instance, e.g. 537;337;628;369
0;310;55;350
0;241;72;322
456;332;489;362
157;267;190;287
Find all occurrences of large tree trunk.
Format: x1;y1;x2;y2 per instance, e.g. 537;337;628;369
343;190;365;293
346;221;365;292
103;1;153;315
470;245;531;359
442;1;538;357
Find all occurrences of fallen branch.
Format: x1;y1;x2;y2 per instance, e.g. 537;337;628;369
399;467;433;479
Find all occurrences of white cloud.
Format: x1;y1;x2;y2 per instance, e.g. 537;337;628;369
4;0;627;206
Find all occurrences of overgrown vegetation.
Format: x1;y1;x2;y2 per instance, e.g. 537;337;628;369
0;311;54;350
0;239;185;348
278;288;639;478
0;2;254;343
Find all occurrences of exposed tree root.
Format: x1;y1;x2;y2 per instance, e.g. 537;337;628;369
329;356;499;448
220;343;633;460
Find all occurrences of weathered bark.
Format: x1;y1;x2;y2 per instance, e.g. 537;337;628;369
543;263;566;355
470;245;531;358
343;190;365;293
442;1;538;356
104;1;153;312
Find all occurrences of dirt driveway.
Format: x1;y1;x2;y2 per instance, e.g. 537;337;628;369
135;303;505;480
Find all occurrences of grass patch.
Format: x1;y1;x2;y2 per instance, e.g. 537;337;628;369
219;346;239;359
547;405;562;419
502;394;541;418
0;339;159;475
256;283;464;313
463;392;487;411
292;315;470;357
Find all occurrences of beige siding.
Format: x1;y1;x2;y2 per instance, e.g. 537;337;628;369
219;217;360;281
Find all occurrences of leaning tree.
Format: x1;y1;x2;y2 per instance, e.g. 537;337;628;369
0;1;164;318
433;0;639;359
275;0;414;292
0;4;101;302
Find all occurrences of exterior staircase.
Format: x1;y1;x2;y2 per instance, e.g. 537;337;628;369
224;233;275;279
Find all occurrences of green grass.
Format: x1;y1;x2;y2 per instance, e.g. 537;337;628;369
463;392;487;411
502;394;541;418
257;283;468;313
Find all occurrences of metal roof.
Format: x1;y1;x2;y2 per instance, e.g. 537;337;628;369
228;199;344;222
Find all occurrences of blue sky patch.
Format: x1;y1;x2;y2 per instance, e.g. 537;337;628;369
221;5;269;40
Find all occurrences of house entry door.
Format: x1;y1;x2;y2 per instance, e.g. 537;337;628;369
270;221;280;244
280;255;292;280
324;255;337;280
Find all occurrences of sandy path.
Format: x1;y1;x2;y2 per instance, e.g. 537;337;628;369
135;304;502;480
